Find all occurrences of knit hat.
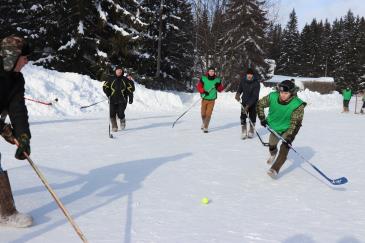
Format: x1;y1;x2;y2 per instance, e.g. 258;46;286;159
115;65;123;71
1;35;31;71
207;66;215;71
278;80;296;93
246;68;254;75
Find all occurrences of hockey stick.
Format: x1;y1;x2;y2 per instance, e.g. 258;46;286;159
265;126;348;185
80;99;107;110
13;139;88;242
24;97;58;106
240;103;269;146
108;97;113;138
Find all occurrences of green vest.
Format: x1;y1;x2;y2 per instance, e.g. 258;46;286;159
342;89;352;101
201;76;221;100
267;92;304;133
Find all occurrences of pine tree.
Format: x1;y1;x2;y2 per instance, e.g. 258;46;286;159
140;0;194;90
356;17;365;89
222;0;269;82
276;9;301;76
266;23;282;69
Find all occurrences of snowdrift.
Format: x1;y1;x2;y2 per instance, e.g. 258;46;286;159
22;64;344;118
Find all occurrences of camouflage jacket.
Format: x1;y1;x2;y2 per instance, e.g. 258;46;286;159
257;94;305;139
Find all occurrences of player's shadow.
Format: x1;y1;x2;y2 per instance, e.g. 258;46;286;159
9;152;191;243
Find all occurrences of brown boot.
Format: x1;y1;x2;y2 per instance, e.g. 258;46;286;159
110;117;118;132
0;171;32;227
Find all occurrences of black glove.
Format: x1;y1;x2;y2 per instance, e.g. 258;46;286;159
1;123;15;144
15;133;30;160
129;95;133;104
203;91;209;96
260;119;268;127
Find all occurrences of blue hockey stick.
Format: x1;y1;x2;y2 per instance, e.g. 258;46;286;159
266;126;348;185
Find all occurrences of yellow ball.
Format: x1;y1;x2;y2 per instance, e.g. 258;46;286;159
201;197;210;204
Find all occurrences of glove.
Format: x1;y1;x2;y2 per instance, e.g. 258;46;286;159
215;83;220;89
203;91;209;96
1;123;15;145
129;95;133;104
260;119;268;127
235;93;240;102
15;133;30;160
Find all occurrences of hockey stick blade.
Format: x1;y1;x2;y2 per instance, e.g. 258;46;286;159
331;177;348;185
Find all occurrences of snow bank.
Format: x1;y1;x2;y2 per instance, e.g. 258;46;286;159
22;64;343;118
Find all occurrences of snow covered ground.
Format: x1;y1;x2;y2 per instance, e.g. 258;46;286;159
0;64;364;242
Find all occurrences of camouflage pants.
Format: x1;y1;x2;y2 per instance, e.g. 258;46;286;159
268;133;291;173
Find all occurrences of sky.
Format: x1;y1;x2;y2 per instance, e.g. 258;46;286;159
276;0;365;30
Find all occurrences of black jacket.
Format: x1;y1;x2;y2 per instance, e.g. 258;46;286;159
103;75;127;104
236;76;260;107
0;69;31;138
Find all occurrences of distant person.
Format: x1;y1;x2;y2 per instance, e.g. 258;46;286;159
103;65;135;131
342;87;352;113
0;35;33;227
361;90;365;114
257;80;306;178
235;68;260;139
196;66;224;133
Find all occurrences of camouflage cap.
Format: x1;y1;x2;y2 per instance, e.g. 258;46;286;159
1;35;30;71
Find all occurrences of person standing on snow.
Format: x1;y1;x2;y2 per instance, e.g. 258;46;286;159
257;80;306;178
235;68;260;139
103;65;134;132
0;35;33;227
196;66;224;133
361;90;365;114
342;87;352;113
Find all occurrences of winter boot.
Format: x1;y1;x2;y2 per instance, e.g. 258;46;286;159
267;148;278;165
110;117;118;132
203;117;211;133
247;123;255;138
120;118;126;130
241;124;247;139
267;168;278;179
0;171;33;228
201;116;205;130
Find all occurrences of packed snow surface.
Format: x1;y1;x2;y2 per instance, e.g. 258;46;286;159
0;64;364;242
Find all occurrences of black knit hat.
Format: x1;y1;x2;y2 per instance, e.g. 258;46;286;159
207;66;215;71
115;65;123;70
246;68;254;75
278;80;295;93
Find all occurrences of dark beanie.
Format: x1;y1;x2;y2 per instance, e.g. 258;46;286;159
246;68;254;75
207;66;215;71
115;65;123;70
278;80;295;93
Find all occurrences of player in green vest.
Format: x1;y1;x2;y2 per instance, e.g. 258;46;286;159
342;87;352;113
257;80;306;178
196;67;224;133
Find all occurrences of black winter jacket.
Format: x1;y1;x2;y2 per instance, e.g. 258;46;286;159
236;76;260;108
0;68;31;138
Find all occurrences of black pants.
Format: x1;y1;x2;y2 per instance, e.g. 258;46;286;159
240;103;257;125
362;101;365;108
110;102;127;120
343;100;350;108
